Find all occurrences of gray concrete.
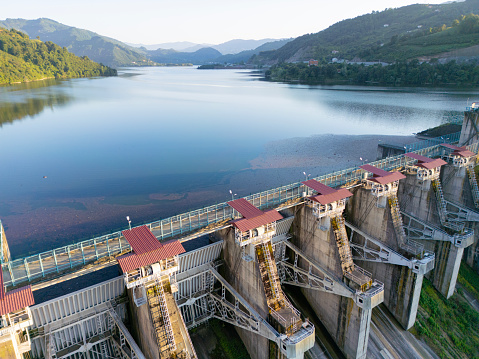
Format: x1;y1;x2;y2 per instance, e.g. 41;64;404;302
290;205;371;359
216;227;270;359
347;186;424;330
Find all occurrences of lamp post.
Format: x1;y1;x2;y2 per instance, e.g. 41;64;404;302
303;171;311;181
229;190;237;201
126;216;131;231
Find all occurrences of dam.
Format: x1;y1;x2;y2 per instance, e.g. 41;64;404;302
1;105;479;358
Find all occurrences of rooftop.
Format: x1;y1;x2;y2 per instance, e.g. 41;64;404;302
228;199;283;232
360;164;405;185
117;226;185;273
405;152;447;169
441;143;475;157
302;179;353;205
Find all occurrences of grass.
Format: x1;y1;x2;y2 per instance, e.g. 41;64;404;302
412;269;479;359
209;319;250;359
458;262;479;302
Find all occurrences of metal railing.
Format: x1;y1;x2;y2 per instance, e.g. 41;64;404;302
2;135;477;288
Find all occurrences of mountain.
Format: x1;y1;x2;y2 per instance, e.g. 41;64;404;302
256;0;479;64
0;18;150;67
127;41;213;52
0;28;116;85
211;38;285;55
215;39;293;64
148;47;222;64
129;38;286;56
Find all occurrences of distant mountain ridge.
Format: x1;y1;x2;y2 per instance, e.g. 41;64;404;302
0;18;150;67
129;38;286;54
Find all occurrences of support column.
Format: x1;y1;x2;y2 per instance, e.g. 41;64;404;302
347;186;426;330
291;205;372;359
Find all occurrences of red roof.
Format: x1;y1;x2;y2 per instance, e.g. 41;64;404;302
228;198;263;219
441;143;475;157
0;285;34;315
231;209;283;232
117;239;185;273
360;164;406;185
310;188;353;205
302;179;336;194
122;226;162;255
405;152;447;169
302;180;353;204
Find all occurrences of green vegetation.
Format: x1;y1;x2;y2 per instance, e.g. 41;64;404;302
361;13;479;62
255;0;479;64
208;319;249;359
413;274;479;358
0;28;116;85
458;262;479;302
0;18;150;67
266;61;479;86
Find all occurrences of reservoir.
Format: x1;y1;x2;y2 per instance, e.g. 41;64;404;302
0;66;477;257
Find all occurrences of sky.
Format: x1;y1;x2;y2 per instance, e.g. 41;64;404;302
3;0;451;45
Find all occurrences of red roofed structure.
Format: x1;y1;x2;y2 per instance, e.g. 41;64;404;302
302;180;353;221
117;239;185;273
0;269;34;316
303;180;353;205
228;198;264;219
405;153;447;169
122;225;163;255
360;164;406;185
360;164;405;199
441;143;476;167
441;143;475;157
117;226;185;291
231;210;283;232
405;152;447;181
227;199;283;246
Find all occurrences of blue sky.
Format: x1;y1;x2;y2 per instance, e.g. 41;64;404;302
3;1;450;45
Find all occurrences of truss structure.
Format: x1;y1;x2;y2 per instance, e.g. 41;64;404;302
345;222;435;275
401;212;475;249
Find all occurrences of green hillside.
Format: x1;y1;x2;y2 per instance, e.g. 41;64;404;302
0;28;116;85
256;0;479;64
0;18;151;67
364;13;479;62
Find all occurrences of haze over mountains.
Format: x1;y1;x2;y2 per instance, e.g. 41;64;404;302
1;0;479;68
127;38;283;54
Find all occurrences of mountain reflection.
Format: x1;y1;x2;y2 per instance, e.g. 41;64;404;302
0;80;72;125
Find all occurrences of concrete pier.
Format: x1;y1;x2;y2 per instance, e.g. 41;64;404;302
346;186;427;330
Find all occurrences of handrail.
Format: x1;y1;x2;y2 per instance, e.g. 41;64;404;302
2;134;477;288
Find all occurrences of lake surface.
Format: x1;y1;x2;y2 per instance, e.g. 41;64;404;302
0;66;477;257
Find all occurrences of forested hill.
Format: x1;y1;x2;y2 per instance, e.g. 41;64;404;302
0;18;150;67
255;0;479;64
0;28;116;85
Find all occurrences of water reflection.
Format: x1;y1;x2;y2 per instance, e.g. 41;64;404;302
0;79;72;125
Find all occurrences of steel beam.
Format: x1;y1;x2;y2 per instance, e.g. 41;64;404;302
345;223;435;275
402;212;475;248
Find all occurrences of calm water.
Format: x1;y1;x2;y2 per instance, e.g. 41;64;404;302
0;67;477;257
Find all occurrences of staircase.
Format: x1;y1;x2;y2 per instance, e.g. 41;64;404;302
467;166;479;208
432;179;464;232
256;241;283;308
388;193;424;256
147;280;177;357
330;215;354;275
255;241;302;335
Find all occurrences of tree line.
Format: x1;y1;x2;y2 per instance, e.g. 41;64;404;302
0;28;116;85
266;60;479;86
